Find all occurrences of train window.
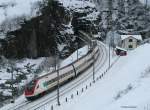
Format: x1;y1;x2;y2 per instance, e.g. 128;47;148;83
26;80;36;91
36;85;39;89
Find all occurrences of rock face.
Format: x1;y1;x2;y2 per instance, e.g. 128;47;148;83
0;0;150;59
0;0;70;58
0;0;100;59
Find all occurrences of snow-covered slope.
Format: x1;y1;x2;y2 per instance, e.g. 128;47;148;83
2;42;150;110
0;0;41;37
51;43;150;110
60;45;89;68
0;0;41;24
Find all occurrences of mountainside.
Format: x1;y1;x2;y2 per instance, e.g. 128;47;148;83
0;0;150;59
0;0;150;108
0;0;100;106
94;0;150;39
0;0;100;59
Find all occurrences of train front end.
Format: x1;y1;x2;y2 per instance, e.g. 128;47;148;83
24;79;38;100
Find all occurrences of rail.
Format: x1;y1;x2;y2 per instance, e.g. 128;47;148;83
9;41;104;110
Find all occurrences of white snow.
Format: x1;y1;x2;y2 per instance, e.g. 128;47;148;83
60;45;89;68
58;0;99;21
34;43;150;110
58;0;95;11
16;57;44;70
40;43;150;110
0;0;41;38
54;43;150;110
121;35;142;41
80;10;100;21
0;0;41;23
0;57;44;89
2;42;150;110
0;0;150;109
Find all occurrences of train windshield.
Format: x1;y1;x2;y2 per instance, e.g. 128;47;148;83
26;80;37;91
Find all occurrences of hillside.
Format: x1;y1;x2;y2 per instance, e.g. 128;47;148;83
0;0;150;109
94;0;150;40
0;0;100;59
52;43;150;110
0;0;150;59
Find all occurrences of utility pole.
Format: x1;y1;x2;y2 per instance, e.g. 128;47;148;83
11;69;14;103
77;42;79;61
57;64;60;106
92;41;95;83
112;28;115;58
109;43;111;68
108;0;113;68
7;66;14;103
55;49;60;106
55;51;57;71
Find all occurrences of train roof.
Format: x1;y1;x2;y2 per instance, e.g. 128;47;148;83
36;46;98;80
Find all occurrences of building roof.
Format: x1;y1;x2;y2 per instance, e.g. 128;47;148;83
121;35;142;41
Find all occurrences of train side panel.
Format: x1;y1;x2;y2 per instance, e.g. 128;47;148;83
25;46;99;99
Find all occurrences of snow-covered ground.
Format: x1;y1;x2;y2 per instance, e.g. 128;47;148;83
51;43;150;110
0;41;108;110
0;44;89;105
3;42;150;110
0;0;41;38
0;0;41;24
22;43;150;110
0;57;45;98
0;0;150;109
0;57;44;83
60;45;89;68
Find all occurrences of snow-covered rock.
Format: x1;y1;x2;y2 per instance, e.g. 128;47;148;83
0;0;42;34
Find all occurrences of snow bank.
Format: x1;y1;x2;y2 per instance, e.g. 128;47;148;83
16;57;44;69
0;0;41;36
58;0;95;10
0;0;41;23
60;45;89;68
52;43;150;110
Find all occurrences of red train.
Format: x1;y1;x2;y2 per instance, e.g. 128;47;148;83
115;46;127;56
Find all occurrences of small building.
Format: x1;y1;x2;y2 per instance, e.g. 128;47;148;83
121;35;142;50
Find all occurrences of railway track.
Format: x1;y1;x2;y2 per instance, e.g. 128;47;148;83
5;41;108;110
